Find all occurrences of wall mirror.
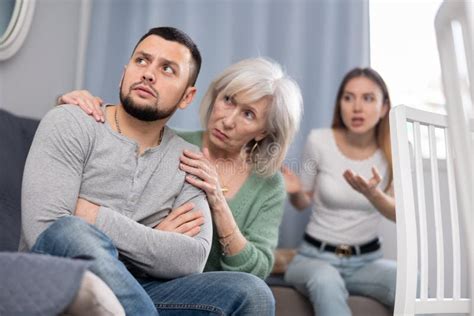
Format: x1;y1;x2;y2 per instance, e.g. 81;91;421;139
0;0;36;61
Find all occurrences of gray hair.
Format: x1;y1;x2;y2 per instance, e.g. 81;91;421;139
199;57;303;177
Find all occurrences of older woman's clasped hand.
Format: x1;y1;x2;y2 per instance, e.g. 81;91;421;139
179;148;226;209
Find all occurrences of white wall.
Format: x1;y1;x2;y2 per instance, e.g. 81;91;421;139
0;0;87;119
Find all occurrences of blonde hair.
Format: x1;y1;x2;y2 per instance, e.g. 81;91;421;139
200;57;303;177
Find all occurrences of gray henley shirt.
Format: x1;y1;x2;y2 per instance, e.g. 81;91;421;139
20;104;212;279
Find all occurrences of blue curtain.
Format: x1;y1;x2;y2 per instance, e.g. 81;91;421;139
84;0;370;247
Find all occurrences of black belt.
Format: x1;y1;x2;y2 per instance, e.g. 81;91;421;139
303;233;380;257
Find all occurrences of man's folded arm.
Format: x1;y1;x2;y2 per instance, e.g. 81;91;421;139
95;189;212;279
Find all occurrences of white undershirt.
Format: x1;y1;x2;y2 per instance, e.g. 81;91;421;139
300;129;389;245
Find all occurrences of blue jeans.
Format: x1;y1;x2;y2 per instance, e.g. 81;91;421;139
284;240;396;316
31;217;274;315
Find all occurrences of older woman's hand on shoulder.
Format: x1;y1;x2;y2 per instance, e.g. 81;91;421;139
179;147;247;256
179;148;227;210
57;90;105;122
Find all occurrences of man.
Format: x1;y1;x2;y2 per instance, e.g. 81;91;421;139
21;27;272;315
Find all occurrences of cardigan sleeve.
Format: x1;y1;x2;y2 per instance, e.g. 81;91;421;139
219;173;285;279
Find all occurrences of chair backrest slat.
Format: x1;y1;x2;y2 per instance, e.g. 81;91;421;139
428;125;445;299
413;121;429;300
445;130;462;299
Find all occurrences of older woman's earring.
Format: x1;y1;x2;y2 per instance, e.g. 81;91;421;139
250;141;259;156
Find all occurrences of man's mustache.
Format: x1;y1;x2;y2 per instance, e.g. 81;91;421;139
129;81;159;99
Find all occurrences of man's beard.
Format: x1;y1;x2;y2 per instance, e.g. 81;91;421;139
119;81;179;122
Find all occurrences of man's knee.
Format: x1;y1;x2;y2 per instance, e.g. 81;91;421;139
223;272;275;314
32;216;117;259
242;273;274;301
38;216;94;241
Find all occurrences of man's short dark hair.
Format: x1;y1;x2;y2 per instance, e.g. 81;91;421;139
133;27;202;87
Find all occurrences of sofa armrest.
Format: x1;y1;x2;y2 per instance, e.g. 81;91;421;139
65;271;125;315
271;248;296;274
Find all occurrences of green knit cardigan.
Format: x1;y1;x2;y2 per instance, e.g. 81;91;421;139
177;130;285;279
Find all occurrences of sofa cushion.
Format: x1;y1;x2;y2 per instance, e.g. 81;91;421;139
0;252;90;315
271;285;392;316
0;109;39;251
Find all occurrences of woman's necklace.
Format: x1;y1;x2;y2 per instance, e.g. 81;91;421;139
216;159;249;195
216;161;233;194
206;135;249;195
221;185;229;194
114;106;164;145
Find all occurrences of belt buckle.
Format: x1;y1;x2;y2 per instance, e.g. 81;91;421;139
335;244;352;257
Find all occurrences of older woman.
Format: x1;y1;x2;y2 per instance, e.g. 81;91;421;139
59;57;303;279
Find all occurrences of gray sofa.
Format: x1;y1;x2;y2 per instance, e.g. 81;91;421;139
0;108;39;251
0;108;88;315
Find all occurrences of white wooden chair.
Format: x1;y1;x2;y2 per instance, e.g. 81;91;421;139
390;105;472;315
435;1;474;315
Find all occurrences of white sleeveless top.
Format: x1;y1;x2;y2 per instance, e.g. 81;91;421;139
300;129;389;245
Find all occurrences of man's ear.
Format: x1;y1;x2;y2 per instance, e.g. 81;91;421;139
178;86;197;110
